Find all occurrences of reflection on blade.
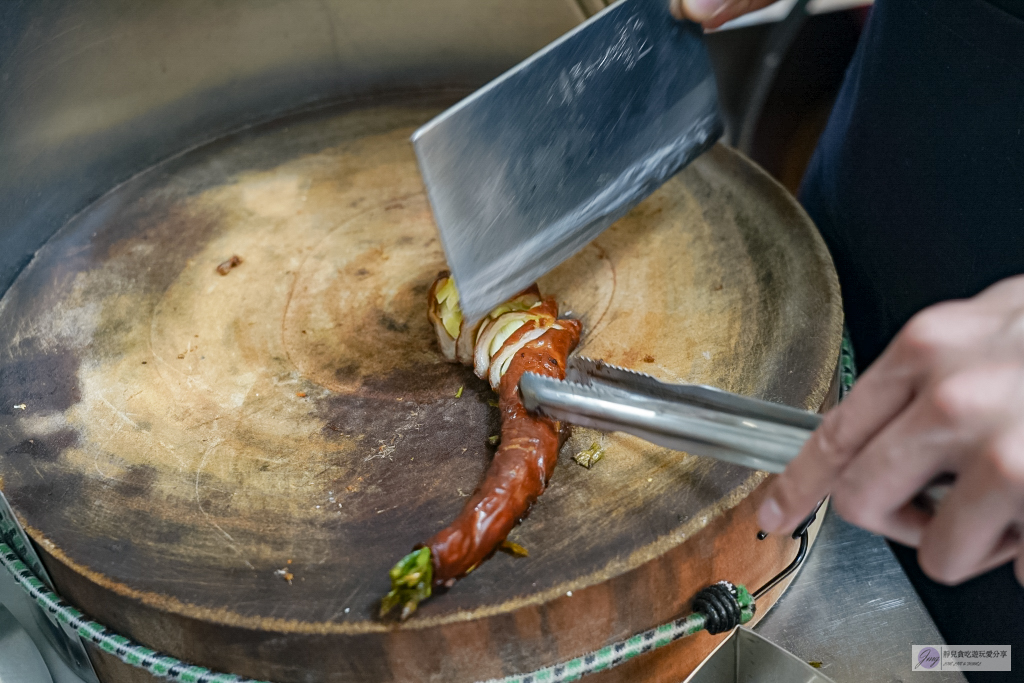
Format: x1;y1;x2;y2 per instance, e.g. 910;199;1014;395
414;0;722;322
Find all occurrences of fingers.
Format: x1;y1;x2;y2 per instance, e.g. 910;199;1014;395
757;351;919;534
975;272;1024;304
671;0;778;29
827;392;967;545
758;303;1001;536
767;390;945;545
833;364;1023;543
753;282;1024;586
918;425;1024;584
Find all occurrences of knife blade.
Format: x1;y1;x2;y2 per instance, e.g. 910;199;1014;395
413;0;722;322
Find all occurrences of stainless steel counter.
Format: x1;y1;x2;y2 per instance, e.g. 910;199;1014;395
754;511;967;682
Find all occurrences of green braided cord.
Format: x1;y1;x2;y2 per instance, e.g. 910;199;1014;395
478;584;756;683
0;505;40;577
0;533;752;683
840;327;856;399
0;542;270;683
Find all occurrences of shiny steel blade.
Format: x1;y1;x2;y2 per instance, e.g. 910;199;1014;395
520;372;811;473
413;0;722;322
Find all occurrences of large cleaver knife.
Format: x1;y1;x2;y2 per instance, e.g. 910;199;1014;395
413;0;722;322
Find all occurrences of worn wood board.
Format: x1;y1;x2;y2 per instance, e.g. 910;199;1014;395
0;99;842;682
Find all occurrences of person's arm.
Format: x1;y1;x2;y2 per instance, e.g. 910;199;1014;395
670;0;781;29
758;275;1024;586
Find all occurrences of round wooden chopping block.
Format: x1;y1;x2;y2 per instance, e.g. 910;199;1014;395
0;98;842;683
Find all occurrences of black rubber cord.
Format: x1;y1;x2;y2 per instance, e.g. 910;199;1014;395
692;581;748;635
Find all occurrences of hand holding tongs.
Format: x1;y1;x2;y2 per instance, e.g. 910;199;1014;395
519;356;820;474
521;357;951;509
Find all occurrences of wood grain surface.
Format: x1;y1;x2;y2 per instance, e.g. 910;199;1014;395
0;98;842;682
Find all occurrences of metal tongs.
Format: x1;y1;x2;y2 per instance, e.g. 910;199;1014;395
520;356;822;474
522;357;955;510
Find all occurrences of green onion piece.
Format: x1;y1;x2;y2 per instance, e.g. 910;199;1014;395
455;386;463;398
488;318;528;356
498;352;515;377
573;442;605;469
380;547;433;620
435;277;458;304
487;298;531;318
435;278;463;339
500;540;529;557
